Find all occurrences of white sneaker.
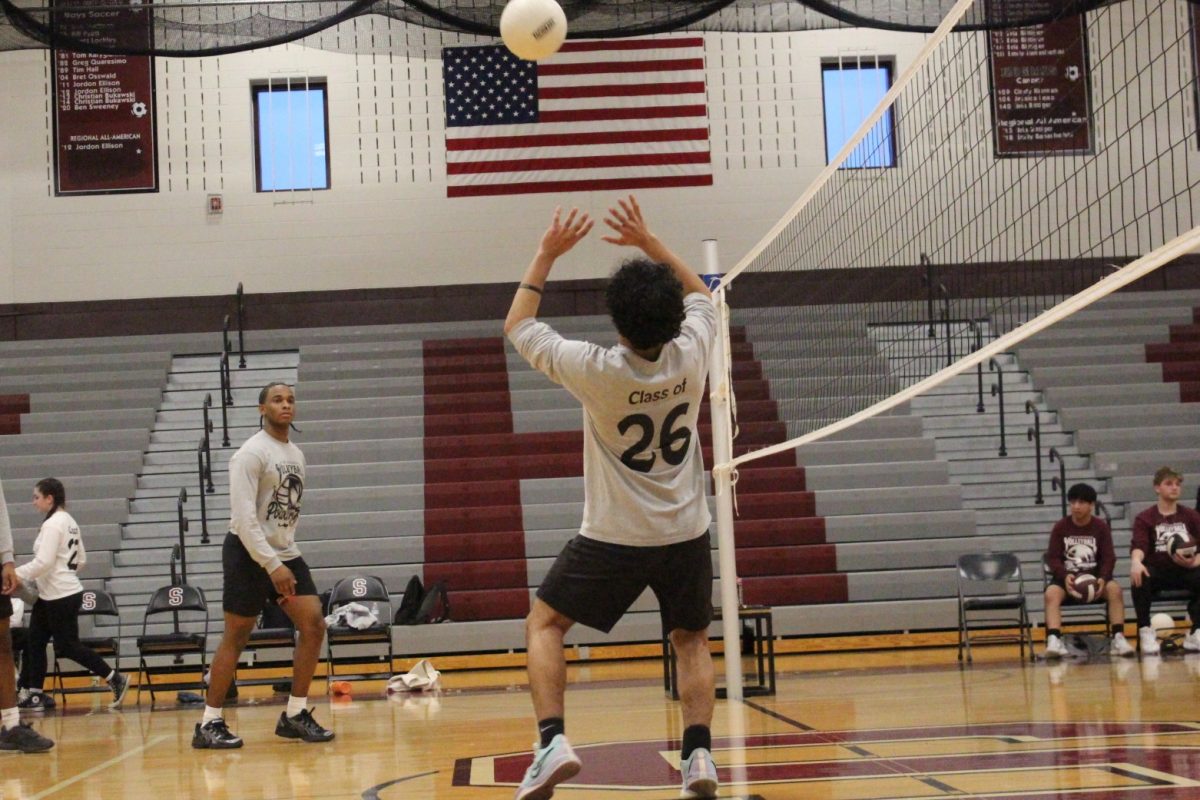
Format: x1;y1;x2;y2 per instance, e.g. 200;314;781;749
1111;632;1135;657
1139;626;1161;656
1183;629;1200;653
679;747;718;798
514;734;582;800
1044;634;1068;659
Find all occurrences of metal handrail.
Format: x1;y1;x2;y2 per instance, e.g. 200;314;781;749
222;313;231;359
219;351;231;446
176;488;189;584
921;253;935;337
201;393;215;493
969;319;984;413
989;358;1007;457
1025;400;1044;505
1049;447;1068;518
937;283;952;366
197;442;210;545
236;282;247;369
1095;498;1113;526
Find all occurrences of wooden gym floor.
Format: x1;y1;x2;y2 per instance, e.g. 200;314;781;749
5;646;1200;799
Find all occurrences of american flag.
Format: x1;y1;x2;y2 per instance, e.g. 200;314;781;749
442;38;712;198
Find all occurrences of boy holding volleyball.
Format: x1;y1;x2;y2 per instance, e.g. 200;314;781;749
1042;482;1133;658
504;196;718;799
1130;466;1200;654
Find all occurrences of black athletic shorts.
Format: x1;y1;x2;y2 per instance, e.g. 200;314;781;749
537;531;713;634
222;532;317;618
0;594;10;621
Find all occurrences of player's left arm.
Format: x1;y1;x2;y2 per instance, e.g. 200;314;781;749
504;206;593;336
1097;520;1116;583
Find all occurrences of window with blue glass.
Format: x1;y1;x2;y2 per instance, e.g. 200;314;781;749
253;80;331;192
821;60;896;169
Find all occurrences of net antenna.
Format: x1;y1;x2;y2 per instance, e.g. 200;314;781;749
707;0;1200;700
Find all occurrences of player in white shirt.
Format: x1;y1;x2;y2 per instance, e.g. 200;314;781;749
0;475;53;752
504;196;719;799
14;477;129;712
193;382;333;750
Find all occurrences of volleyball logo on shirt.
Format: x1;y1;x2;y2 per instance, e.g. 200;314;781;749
267;464;303;528
1063;537;1097;573
1155;522;1189;552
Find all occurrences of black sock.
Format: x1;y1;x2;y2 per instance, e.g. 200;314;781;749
681;725;711;760
1112;624;1124;637
538;717;564;749
1047;628;1061;639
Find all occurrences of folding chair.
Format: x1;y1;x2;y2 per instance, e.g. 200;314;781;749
52;588;121;704
325;575;393;689
135;584;209;705
957;552;1032;663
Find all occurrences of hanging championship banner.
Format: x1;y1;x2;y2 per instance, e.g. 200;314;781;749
988;14;1093;157
52;0;157;195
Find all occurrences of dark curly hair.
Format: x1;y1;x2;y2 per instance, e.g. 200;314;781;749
605;258;686;351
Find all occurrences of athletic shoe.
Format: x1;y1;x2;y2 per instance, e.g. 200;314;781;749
192;718;244;749
0;723;55;753
275;709;335;743
680;747;718;798
1111;632;1136;657
1183;629;1200;652
1043;634;1068;659
1139;626;1161;655
514;734;582;800
108;672;130;709
17;691;54;711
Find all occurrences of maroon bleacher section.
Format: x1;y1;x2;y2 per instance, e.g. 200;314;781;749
423;338;536;622
420;328;848;622
1151;320;1200;400
0;394;29;435
715;337;848;607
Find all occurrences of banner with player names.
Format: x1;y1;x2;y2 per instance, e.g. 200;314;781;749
52;0;158;195
987;13;1093;157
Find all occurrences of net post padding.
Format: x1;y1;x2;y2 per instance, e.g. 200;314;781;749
709;225;1200;477
717;0;978;288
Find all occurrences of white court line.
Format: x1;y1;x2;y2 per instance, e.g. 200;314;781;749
27;735;172;800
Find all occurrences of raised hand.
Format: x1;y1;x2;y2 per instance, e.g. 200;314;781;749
539;207;594;259
601;195;653;250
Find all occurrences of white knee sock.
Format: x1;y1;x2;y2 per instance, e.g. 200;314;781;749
1;707;18;730
286;695;308;718
202;705;223;725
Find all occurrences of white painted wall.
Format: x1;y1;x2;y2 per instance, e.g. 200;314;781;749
0;22;932;304
0;2;1193;305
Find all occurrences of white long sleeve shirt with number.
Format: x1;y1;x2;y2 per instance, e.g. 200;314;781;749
15;508;86;600
228;430;306;575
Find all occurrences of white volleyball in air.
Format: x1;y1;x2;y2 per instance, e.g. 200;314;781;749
500;0;567;62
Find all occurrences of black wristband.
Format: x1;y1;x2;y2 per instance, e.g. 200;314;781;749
519;282;544;295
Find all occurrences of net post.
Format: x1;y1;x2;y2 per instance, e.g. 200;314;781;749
704;238;744;703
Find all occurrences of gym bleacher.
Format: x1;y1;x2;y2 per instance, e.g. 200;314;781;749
8;283;1200;687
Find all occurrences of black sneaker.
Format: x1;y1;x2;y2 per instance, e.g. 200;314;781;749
17;692;54;712
192;719;244;749
108;672;130;709
275;709;335;743
0;723;55;753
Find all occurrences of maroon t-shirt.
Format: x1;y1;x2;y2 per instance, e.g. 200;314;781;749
1045;516;1115;582
1131;504;1200;572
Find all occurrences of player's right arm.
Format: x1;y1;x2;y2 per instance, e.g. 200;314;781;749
601;195;711;299
228;448;290;593
1130;513;1152;587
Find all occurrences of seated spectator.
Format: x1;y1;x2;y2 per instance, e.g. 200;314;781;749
1043;483;1134;658
1130;466;1200;655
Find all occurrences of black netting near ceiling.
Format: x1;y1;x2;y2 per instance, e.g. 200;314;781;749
0;0;1155;57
